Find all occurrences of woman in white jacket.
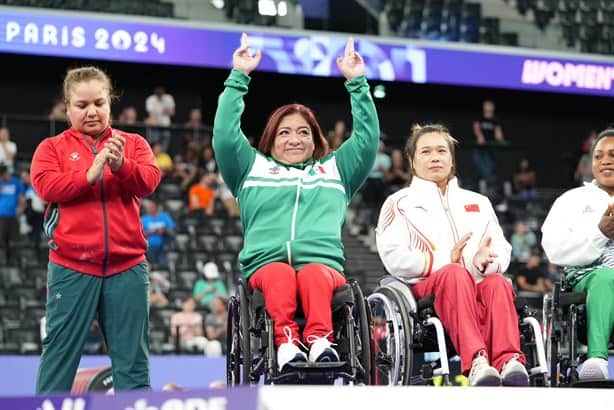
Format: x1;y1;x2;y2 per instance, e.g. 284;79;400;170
376;124;528;386
542;128;614;381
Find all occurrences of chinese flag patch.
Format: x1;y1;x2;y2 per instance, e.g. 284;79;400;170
464;204;480;212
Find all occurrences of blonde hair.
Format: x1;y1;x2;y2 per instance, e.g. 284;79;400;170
63;66;116;104
405;124;458;182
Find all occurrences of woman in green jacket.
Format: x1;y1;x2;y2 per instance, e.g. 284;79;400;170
213;33;380;372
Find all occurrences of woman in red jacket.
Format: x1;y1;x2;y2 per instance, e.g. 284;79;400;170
31;66;161;393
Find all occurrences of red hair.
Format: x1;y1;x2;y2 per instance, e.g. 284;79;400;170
258;104;329;161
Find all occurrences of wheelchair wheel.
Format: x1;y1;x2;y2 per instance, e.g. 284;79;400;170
368;286;412;385
350;280;374;385
226;296;241;386
238;281;253;385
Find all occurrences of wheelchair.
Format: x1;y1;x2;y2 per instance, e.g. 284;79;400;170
543;277;614;387
226;278;373;385
368;275;548;386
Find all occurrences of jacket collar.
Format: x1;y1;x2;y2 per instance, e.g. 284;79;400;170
410;175;459;195
586;179;614;198
64;126;112;143
268;155;313;171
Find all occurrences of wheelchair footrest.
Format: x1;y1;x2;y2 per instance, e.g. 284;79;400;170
571;379;614;389
283;361;348;371
272;361;352;384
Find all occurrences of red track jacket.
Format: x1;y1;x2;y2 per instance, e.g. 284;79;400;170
30;127;161;277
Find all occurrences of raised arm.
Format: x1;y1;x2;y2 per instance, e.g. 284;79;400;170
212;33;261;196
542;193;609;267
334;38;380;200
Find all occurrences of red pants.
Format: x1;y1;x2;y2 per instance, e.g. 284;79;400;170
248;262;346;347
411;263;526;374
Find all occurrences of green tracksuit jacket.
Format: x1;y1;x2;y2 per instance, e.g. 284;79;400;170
213;69;380;279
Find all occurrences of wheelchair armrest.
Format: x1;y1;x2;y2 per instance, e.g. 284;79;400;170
417;295;435;311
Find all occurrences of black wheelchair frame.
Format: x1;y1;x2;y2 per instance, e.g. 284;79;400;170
226;278;374;385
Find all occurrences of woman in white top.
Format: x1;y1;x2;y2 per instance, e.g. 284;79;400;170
542;128;614;381
376;124;528;386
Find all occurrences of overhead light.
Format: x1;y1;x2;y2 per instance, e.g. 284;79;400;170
277;1;288;16
258;0;277;16
373;84;386;99
210;0;224;9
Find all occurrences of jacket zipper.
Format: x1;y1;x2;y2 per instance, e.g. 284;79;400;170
286;178;302;265
438;188;464;266
84;134;109;276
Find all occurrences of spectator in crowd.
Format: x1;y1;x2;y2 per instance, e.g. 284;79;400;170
362;139;390;208
31;66;160;393
48;98;67;121
0;127;17;174
193;261;228;310
205;296;228;354
0;163;25;264
385;148;411;192
198;145;218;174
152;142;174;180
174;148;200;191
327;119;348;150
185;108;210;148
118;106;138;125
512;158;538;202
170;296;221;356
213;34;379;372
216;174;240;217
145;86;175;151
376;124;528;386
575;130;597;184
21;170;45;246
472;100;506;186
542;127;614;381
148;263;170;307
515;253;548;294
188;172;217;214
510;221;537;263
141;199;175;267
546;263;563;290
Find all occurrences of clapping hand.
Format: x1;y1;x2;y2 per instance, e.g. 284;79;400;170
473;236;498;274
598;204;614;238
336;37;366;80
233;32;262;76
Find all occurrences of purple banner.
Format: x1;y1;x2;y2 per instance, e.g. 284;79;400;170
1;7;614;96
0;387;256;410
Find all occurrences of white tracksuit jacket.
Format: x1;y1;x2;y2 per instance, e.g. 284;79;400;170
376;176;511;284
541;181;611;275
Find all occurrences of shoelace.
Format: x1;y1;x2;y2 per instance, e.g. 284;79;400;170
283;326;308;351
305;330;337;348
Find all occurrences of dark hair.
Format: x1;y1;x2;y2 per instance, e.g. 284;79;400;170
258;104;329;161
405;124;458;183
592;127;614;154
0;164;7;175
63;66;117;104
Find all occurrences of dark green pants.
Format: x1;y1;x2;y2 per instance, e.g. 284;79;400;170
36;262;150;394
573;267;614;360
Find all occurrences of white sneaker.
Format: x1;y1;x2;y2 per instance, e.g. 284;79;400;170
500;357;529;386
307;335;339;363
277;342;307;372
468;354;501;386
579;357;609;381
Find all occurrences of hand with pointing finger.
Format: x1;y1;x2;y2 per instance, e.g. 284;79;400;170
233;32;262;76
336;37;366;80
